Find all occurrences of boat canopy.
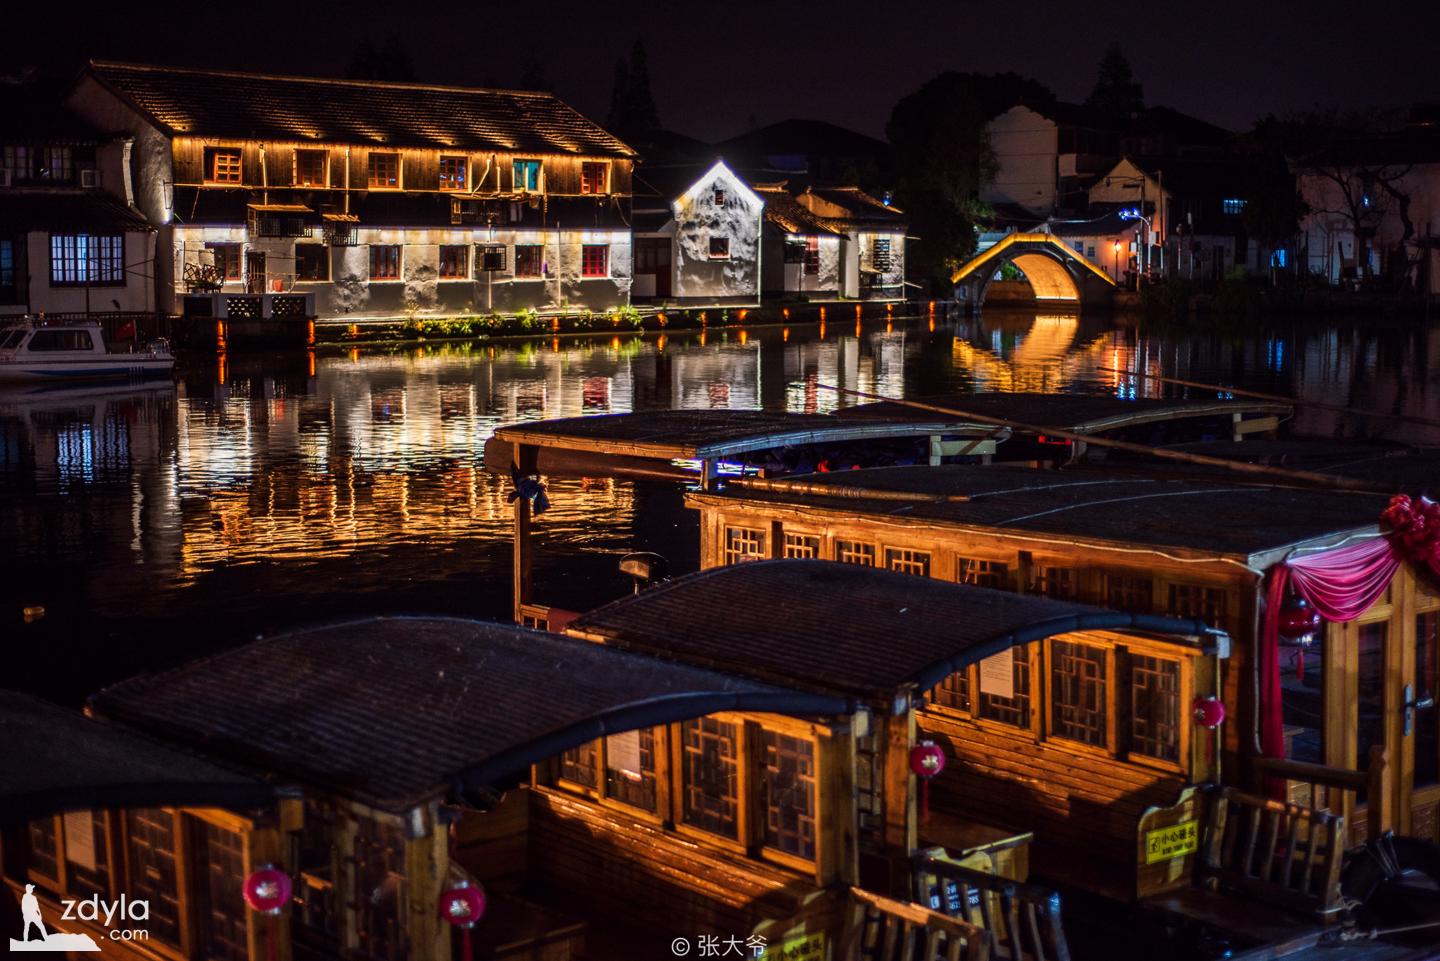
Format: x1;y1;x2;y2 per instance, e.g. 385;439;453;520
90;616;856;813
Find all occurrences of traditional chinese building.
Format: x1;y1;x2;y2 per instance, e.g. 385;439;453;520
65;62;637;323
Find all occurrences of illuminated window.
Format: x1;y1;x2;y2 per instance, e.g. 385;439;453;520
207;242;242;280
369;245;401;281
782;533;820;558
604;728;658;812
1127;653;1181;762
295;244;328;281
1222;198;1247;215
957;558;1008;589
761;729;816;860
41;147;73;182
0;240;14;297
49;234;124;286
682;717;739;839
295;150;327;187
803;236;820;275
205;147;242;184
2;145;31;183
929;670;970;712
438;244;469;279
439;155;468;191
368;152;400;189
581;244;608;278
580;161;609;194
723;526;766;564
836;540;875;566
978;648;1031;728
514;244;543;278
560;741;599;789
1031;565;1078;599
870;237;893;272
709;236;730;260
1050;640;1108;747
884;547;930;577
513;159;541;192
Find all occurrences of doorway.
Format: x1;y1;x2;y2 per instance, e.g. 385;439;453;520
245;251;266;294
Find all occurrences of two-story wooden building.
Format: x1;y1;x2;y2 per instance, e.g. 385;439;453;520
65;62;637;322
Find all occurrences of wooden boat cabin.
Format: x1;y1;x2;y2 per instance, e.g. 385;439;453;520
683;464;1440;852
0;690;289;960
564;560;1228;907
835;393;1292;467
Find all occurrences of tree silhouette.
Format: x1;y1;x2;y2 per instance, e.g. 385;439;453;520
518;48;551;92
606;41;661;139
1085;43;1144;119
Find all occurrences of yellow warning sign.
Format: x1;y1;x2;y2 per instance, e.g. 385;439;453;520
1145;820;1199;864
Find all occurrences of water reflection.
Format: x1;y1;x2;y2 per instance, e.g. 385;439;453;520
3;312;1438;701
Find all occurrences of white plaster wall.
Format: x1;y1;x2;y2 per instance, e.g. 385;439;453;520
26;230;156;314
673;167;762;301
984;106;1059;216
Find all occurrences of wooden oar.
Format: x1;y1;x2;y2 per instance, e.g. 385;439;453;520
813;384;1395;495
1094;366;1440;430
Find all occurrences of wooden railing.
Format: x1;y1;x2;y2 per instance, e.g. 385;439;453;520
911;853;1069;961
842;888;992;961
1251;745;1390;841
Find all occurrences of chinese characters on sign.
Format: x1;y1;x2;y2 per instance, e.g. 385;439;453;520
1144;819;1198;864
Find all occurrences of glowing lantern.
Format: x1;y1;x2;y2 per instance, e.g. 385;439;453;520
242;866;292;961
1192;696;1226;729
909;740;946;823
1278;595;1322;681
439;880;487;961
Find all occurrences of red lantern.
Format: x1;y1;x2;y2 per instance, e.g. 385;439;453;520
909;740;946;824
1278;596;1322;681
439;880;487;961
242;867;292;961
1192;696;1226;729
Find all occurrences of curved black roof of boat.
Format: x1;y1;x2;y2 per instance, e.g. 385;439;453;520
837;392;1292;435
568;560;1222;698
90;616;853;812
0;690;284;824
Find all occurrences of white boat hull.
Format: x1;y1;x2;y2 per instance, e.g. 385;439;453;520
0;356;175;383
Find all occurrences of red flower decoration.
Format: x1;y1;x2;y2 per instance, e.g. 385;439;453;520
1382;495;1440;564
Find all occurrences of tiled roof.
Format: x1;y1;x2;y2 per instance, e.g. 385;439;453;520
571;561;1217;698
837;393;1292;435
87;61;635;158
691;465;1388;562
0;192;154;232
91;616;849;812
0;690;279;823
754;185;844;235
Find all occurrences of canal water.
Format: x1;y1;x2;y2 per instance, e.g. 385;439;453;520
3;310;1438;704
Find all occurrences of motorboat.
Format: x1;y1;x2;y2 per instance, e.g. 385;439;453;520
0;320;174;383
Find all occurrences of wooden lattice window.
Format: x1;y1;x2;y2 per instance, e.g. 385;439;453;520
368;152;400;188
514;244;543;277
604;728;658;812
885;547;931;577
958;558;1009;588
369;245;401;280
681;717;739;839
1168;583;1228;632
295;244;329;281
25;818;60;886
1103;571;1152;611
871;237;893;271
190;817;249;961
836;540;876;566
724;526;766;564
803;236;820;275
124;809;182;945
438;245;469;279
929;670;970;712
352;817;407;961
1031;565;1078;599
560;740;599;789
580;161;609;194
61;810;111;899
206;147;242;184
1050;640;1108;748
296;149;328;187
1127;652;1181;762
977;648;1031;728
581;244;609;278
761;729;817;860
783;533;821;558
438;155;467;191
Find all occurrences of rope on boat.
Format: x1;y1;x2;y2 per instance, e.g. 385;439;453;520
812;384;1395;495
1094;365;1440;430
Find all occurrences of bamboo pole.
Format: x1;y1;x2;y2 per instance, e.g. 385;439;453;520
1096;366;1440;430
812;384;1395;494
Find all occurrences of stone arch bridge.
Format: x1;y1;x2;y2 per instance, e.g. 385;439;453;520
952;232;1117;310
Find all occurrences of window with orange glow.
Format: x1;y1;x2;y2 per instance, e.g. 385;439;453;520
580;162;609;194
581;244;608;278
438;155;467;192
369;245;401;280
295;150;327;187
206;148;242;184
438;245;468;279
368;152;400;189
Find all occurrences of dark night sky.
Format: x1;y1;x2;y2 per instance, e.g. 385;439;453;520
7;1;1439;143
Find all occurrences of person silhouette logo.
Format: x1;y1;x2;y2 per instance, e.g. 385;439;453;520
8;884;101;953
21;885;48;942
